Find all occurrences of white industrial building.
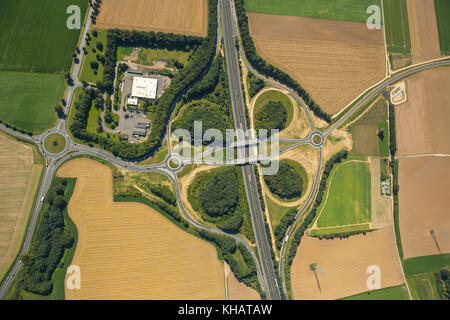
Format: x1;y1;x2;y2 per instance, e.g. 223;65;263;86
131;77;158;99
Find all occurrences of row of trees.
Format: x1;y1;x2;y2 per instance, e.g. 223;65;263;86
314;229;372;240
274;208;297;251
234;0;331;123
19;179;74;295
148;184;177;206
263;161;304;200
0;119;33;136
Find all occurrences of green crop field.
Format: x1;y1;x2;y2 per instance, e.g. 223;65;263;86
378;120;389;157
0;0;88;73
383;0;411;55
79;30;107;84
0;72;65;133
317;161;371;228
342;285;410;300
434;0;450;55
245;0;381;23
409;273;443;300
404;253;450;276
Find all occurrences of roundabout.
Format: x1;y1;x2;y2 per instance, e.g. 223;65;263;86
43;132;67;155
310;132;324;147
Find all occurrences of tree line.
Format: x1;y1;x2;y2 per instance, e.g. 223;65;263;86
234;0;332;123
247;73;265;98
18;179;74;296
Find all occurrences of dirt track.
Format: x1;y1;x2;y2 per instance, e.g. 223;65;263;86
248;13;386;115
291;228;404;299
96;0;207;37
407;0;442;64
399;157;450;259
396;68;450;155
58;158;225;300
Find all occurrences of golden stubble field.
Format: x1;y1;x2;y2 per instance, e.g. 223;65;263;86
248;13;386;115
58;158;225;300
95;0;208;37
0;132;42;281
398;157;450;259
291;228;404;300
407;0;442;64
395;68;450;155
225;263;260;300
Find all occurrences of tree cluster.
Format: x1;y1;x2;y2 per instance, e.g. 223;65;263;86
263;161;303;200
388;102;397;157
234;0;331;123
247;73;264;98
255;101;287;135
148;184;177;206
274;208;297;250
20;180;74;295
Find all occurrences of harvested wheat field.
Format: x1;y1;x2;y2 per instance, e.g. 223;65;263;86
396;68;450;155
291;228;404;300
58;158;224;300
407;0;442;64
96;0;207;37
225;263;260;300
398;157;450;259
0;132;42;281
248;13;386;115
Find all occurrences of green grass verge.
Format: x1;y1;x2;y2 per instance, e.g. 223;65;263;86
342;285;410;300
317;160;371;228
79;30;107;84
383;0;411;56
266;196;293;231
244;0;381;24
378;120;389;157
0;0;88;73
0;71;65;133
435;0;450;55
44;133;66;154
309;224;370;237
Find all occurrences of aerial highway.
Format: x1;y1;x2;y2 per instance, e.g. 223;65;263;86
1;0;450;301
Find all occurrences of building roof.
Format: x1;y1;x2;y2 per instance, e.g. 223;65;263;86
127;97;138;106
131;77;158;99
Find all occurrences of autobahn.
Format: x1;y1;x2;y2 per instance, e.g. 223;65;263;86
1;0;450;300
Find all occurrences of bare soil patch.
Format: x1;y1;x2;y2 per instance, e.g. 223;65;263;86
58;158;224;300
351;121;380;156
396;68;450;155
248;13;386;115
407;0;442;64
96;0;208;37
291;228;404;299
398;157;450;259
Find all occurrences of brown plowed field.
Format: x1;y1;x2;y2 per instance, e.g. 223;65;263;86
0;132;42;281
351;121;379;156
58;158;224;300
291;228;404;299
248;13;386;115
96;0;207;37
396;68;450;155
407;0;442;64
398;157;450;259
